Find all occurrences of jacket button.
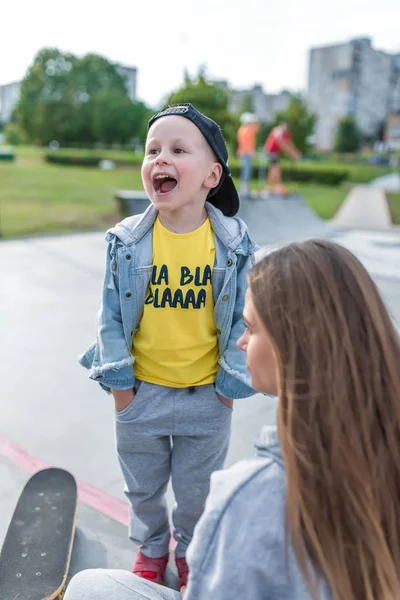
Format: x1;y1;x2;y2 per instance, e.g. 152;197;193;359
126;254;132;260
216;328;221;335
125;292;132;299
222;295;229;302
226;259;233;267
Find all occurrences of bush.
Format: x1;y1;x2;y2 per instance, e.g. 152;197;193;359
335;117;361;153
337;163;392;183
45;152;142;168
229;159;348;186
45;154;101;167
45;151;348;185
299;160;392;183
0;149;15;161
280;165;348;185
5;123;25;146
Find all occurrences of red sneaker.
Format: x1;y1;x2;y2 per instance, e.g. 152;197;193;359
175;556;189;590
132;551;169;585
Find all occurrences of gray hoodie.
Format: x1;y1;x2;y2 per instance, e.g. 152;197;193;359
185;426;331;599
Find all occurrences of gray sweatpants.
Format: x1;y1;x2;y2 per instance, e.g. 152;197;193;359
65;570;180;600
115;382;232;558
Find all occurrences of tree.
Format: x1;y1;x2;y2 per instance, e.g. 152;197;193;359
4;123;25;145
67;54;128;144
167;69;237;149
93;92;151;145
15;50;56;142
275;95;317;154
334;116;361;153
130;102;153;145
239;93;255;115
16;48;136;145
16;48;77;144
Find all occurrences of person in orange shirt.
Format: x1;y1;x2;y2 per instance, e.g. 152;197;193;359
237;113;260;196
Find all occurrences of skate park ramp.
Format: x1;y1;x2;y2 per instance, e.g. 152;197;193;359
238;194;331;247
113;190;331;248
1;191;398;589
370;173;400;192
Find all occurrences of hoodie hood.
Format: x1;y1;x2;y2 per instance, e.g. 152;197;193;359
254;425;285;469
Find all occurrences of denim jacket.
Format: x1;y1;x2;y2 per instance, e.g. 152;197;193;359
79;202;259;399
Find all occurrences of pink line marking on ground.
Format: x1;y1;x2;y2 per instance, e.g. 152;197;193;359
0;432;51;473
0;432;129;526
0;432;177;548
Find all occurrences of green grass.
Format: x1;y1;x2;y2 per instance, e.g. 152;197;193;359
11;145;44;158
36;145;395;183
326;162;392;183
0;145;390;238
387;193;400;225
246;180;347;220
0;153;145;238
277;159;392;183
280;182;347;219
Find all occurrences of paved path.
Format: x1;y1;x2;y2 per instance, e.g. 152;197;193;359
238;193;329;246
333;185;392;229
0;232;275;583
370;173;400;192
0;220;399;582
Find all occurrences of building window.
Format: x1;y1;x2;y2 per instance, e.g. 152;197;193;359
332;69;351;81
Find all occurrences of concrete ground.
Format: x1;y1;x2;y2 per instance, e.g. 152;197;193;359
333;185;392;230
0;231;277;586
0;201;399;587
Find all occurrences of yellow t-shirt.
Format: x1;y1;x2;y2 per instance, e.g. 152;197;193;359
133;217;219;387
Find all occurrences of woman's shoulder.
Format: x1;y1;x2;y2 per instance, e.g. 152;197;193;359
208;426;285;514
187;426;292;596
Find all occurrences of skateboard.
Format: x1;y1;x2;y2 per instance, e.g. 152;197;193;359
0;467;78;600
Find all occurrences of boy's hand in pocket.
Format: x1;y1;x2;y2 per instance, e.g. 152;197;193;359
216;393;233;409
112;388;135;412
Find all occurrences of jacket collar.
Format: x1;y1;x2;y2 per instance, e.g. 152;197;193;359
106;202;259;256
254;424;285;469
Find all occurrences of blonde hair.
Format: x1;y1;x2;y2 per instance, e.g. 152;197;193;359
249;239;400;600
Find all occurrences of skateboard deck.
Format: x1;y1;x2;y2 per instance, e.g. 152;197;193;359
0;467;78;600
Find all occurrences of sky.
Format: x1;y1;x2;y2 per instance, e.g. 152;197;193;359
1;0;398;108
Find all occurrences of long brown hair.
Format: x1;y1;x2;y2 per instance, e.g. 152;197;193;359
248;239;400;600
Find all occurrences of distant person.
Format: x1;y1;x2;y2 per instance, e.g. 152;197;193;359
237;112;260;196
65;239;400;600
78;103;257;590
264;121;301;194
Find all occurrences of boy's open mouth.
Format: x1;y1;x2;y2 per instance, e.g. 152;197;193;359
153;174;178;194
